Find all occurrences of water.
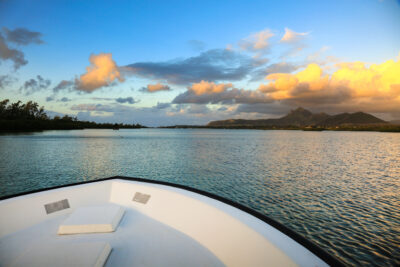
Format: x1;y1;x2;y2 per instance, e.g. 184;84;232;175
0;129;399;266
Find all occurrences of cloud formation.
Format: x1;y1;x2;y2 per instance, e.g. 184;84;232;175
0;33;27;70
257;58;400;113
19;75;51;95
251;61;302;81
71;103;113;112
235;103;289;115
0;75;15;89
125;49;254;85
280;28;309;43
171;54;400;118
191;80;233;95
173;81;272;104
140;83;171;93
115;97;137;104
239;29;274;52
75;53;124;92
53;80;75;92
279;28;310;58
154;102;171;109
46;96;71;102
0;27;44;70
2;27;43;45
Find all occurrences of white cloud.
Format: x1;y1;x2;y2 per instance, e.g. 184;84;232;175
239;29;275;52
280;28;309;43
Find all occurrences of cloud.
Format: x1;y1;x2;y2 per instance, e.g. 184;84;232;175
53;80;75;92
0;28;44;70
0;75;15;89
173;81;272;104
251;62;302;81
257;58;400;113
154;102;171;109
2;27;43;45
280;28;309;43
279;28;310;58
190;80;233;95
140;83;171;93
46;96;71;102
265;62;302;74
115;97;137;104
75;53;124;92
69;102;220;126
60;97;71;102
0;33;27;70
169;54;400;118
185;104;211;115
71;103;112;112
124;49;254;85
239;29;275;52
235;103;290;115
19;75;51;95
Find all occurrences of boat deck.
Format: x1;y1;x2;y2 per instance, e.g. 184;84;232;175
0;178;334;267
0;205;224;267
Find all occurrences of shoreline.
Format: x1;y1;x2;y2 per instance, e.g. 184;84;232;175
2;126;399;133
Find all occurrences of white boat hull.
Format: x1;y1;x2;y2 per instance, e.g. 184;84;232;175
0;177;341;267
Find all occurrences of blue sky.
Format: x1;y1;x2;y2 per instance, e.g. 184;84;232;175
1;0;400;126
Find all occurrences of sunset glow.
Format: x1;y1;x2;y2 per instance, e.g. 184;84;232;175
1;0;399;126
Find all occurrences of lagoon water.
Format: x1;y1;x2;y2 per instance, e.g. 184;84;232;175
0;129;399;266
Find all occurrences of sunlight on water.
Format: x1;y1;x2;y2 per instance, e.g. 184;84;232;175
0;129;399;266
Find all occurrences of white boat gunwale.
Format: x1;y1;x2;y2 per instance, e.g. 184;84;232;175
0;175;345;267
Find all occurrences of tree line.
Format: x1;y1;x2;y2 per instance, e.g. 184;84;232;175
0;99;146;131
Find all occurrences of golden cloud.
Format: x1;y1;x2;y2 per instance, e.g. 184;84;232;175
259;58;400;105
190;80;233;95
146;83;170;92
76;53;124;92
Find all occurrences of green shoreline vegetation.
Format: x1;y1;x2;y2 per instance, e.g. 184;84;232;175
0;99;145;131
1;100;399;132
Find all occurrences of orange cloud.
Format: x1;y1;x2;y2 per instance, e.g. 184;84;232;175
259;58;400;101
332;60;400;97
256;56;400;114
76;53;124;92
190;80;233;95
146;83;170;92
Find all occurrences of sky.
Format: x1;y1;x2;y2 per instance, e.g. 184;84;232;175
1;0;400;126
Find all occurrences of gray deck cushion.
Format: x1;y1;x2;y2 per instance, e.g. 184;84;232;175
58;204;124;235
11;242;111;267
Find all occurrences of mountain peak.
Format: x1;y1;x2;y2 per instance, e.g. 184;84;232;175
289;107;312;117
207;108;387;127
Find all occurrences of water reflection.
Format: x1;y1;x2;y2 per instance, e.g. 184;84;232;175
0;129;399;266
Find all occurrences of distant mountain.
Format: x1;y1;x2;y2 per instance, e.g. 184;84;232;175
207;107;387;127
390;120;400;125
318;112;386;126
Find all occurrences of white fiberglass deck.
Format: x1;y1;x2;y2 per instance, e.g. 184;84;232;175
0;179;329;267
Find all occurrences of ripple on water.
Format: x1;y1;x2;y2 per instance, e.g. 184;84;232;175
0;129;399;266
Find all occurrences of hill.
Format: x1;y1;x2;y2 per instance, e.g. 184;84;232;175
207;107;387;128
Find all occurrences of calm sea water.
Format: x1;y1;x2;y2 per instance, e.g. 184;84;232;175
0;129;399;266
